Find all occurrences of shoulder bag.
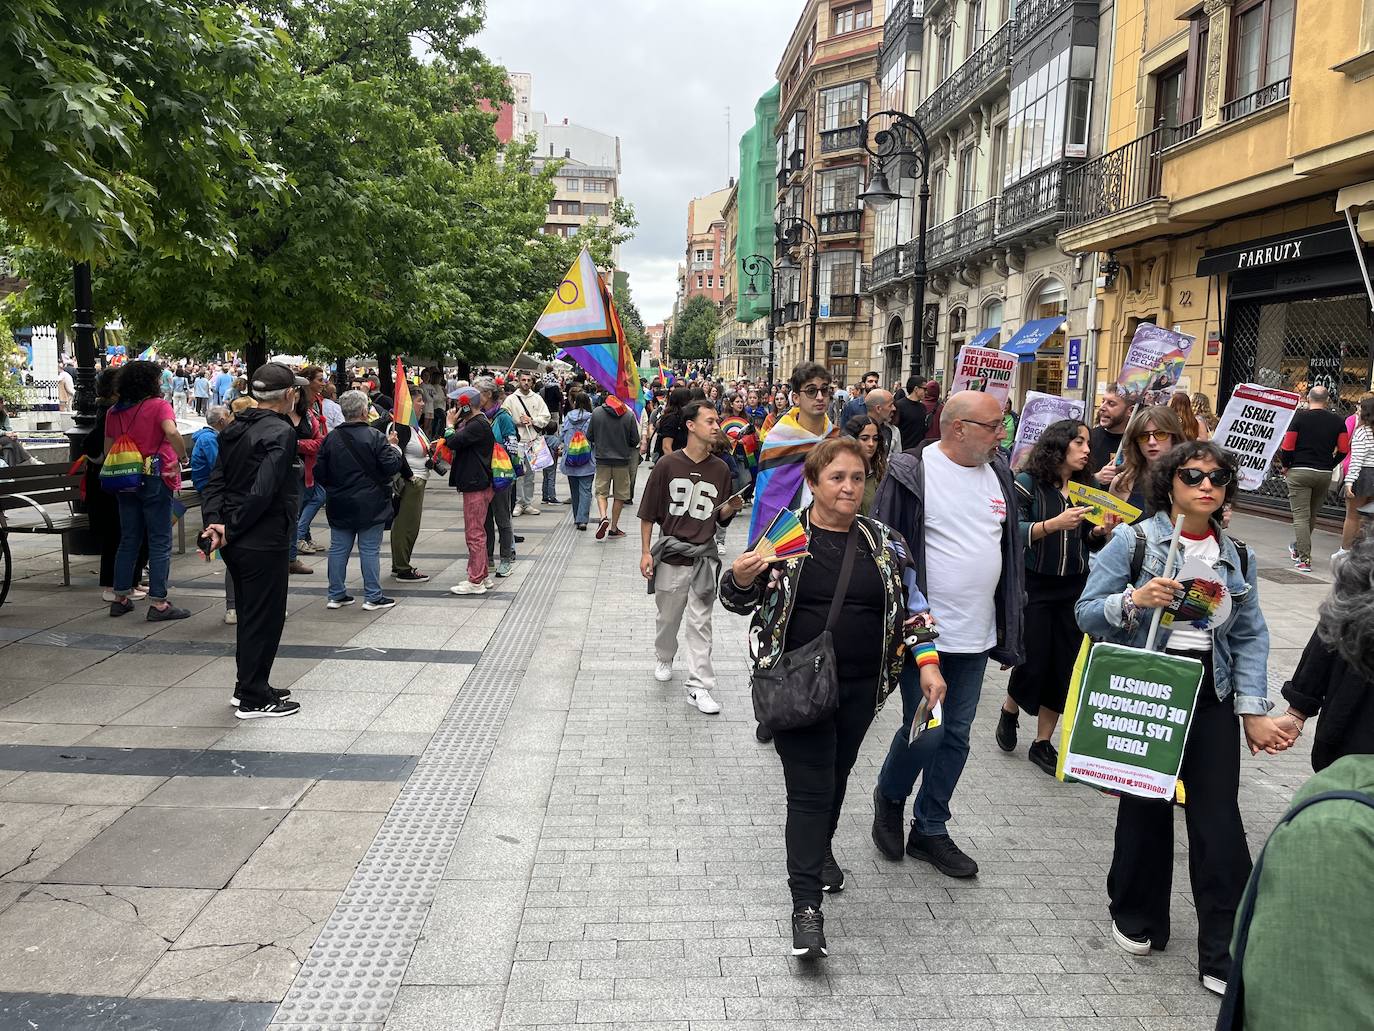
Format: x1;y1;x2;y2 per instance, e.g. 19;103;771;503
750;522;858;731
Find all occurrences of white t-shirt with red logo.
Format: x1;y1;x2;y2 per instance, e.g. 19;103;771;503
922;443;1006;653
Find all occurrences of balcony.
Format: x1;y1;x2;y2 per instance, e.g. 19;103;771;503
883;0;924;50
864;243;914;292
819;125;863;154
818;209;862;235
776;164;789;191
1164;116;1200;148
915;20;1014;137
1221;77;1290;123
789;147;806;173
998;160;1079;239
1012;0;1073;47
780;300;803;324
927;197;999;268
1060;125;1168;249
826;294;861;318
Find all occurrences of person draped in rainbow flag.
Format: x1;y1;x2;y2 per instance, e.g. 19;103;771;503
747;361;839;552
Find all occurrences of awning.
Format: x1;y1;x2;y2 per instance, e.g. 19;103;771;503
1000;316;1067;362
969;327;1001;348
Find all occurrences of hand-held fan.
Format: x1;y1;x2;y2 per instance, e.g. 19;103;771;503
752;508;809;562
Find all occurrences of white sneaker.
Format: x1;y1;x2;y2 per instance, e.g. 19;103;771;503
449;581;488;596
296;539;319;554
653;661;674;682
1111;921;1152;956
523;504;541;515
482;578;497;590
102;588;148;602
687;688;721;715
224;609;237;625
511;503;525;516
1200;974;1226;996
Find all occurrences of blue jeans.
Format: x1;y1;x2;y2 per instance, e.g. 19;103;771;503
115;478;173;600
291;481;326;559
876;651;990;836
567;473;592;525
327;521;385;603
542;434;560;500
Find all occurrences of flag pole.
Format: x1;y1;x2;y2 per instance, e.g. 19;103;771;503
504;325;540;380
1145;514;1186;652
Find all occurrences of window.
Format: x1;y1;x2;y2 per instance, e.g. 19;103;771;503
817;166;861;212
957;142;978;212
1066;79;1091;157
707;275;714;288
1155;60;1186;128
583;179;609;193
931;166;947;226
787;110;808;162
1004;46;1094;185
584;203;609;217
818;250;861;302
967;0;985;57
832;1;872;35
697;275;704;288
938;29;955;83
818;82;867;131
1231;0;1295;99
694;249;706;262
989;123;1007;197
879;47;907;113
564;178;580;191
982;298;1004;347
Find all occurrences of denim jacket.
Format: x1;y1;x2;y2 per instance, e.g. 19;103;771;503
1074;511;1272;714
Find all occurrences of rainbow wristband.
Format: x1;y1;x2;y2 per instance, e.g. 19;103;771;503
914;642;939;668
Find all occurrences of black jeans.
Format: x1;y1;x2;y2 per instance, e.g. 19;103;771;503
223;547;289;707
88;484;146;589
772;676;878;910
485;488;514;563
1106;655;1252;978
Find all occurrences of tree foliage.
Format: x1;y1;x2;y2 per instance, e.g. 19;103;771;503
667;294;719;362
612;275;650;361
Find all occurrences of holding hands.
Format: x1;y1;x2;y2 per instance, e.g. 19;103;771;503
1243;714;1299;755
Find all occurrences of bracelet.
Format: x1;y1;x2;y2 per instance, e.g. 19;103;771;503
914;642;939;668
1120;586;1140;628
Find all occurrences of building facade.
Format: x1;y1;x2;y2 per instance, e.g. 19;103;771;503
684;186;733;308
772;0;887;386
865;0;1101;404
1059;0;1374;514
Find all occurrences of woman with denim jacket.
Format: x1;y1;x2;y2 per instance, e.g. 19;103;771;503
1075;440;1293;996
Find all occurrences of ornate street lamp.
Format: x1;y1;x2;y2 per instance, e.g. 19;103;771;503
858;110;931;381
775;215;820;363
742;253;777;386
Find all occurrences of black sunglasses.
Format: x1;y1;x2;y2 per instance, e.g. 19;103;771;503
1176;467;1234;488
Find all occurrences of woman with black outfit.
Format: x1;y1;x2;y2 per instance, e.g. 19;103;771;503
653;386;691;459
995;420;1111;772
721;437;944;960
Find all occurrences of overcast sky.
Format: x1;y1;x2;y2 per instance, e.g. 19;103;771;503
475;0;802;326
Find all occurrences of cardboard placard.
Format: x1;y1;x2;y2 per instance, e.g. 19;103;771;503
1064;481;1142;526
1211;383;1302;491
951;345;1017;403
1010;391;1086;467
1116;324;1195;406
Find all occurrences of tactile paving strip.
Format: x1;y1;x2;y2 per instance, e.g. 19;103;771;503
269;518;579;1030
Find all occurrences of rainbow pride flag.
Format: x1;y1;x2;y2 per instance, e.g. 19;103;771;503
538;248;642;413
747;408;836;547
392;356;419;428
491;442;516;491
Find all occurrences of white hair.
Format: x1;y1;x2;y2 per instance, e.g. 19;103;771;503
340;389;370;420
206;404;232;428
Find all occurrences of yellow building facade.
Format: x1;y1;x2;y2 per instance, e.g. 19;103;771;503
1060;0;1374;441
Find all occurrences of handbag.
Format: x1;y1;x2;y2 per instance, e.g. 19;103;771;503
750;521;858;731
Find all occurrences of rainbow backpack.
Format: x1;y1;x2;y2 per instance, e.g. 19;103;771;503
491;443;516;491
99;434;148;493
564;430;591;468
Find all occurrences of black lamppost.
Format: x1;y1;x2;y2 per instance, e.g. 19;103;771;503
858;110;931;381
65;260;100;553
776;215;820;363
741;253;777;386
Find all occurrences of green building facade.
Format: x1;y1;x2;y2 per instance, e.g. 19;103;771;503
735;84;779;326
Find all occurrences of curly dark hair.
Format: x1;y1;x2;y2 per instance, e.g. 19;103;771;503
843;413;889;482
1318;530;1374;679
95;367;120;401
114;360;162;404
1022;419;1091;487
1146;440;1241;515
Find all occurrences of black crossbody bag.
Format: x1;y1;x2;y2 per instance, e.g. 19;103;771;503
750;521;857;731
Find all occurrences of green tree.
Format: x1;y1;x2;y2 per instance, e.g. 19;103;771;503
611;274;650;361
667;294;718;361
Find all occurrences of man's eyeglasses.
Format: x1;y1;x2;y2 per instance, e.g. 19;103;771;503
1135;430;1174;444
1176;467;1234;488
957;417;1001;432
797;384;830;398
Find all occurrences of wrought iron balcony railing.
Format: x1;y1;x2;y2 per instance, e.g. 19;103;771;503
819;125;863;153
1062;124;1164;232
865;243;914;291
915;20;1014;136
776;165;789;191
826;294;860;318
927;197;999;267
1164;116;1201;147
883;0;924;48
1012;0;1073;47
818;209;862;235
1221;77;1290;123
998;160;1078;238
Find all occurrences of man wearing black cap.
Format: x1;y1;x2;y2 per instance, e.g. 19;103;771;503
202;362;306;718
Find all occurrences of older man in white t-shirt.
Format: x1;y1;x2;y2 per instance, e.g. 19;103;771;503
868;390;1025;879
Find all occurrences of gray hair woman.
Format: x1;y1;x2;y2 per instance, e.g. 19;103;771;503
1280;532;1374;770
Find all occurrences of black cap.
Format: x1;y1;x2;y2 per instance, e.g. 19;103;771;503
250;362;308;397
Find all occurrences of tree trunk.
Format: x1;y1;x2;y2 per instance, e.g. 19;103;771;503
377;347;393;400
334;357;349;391
245;325;268;374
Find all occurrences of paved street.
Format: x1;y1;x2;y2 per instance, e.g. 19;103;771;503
0;481;1339;1031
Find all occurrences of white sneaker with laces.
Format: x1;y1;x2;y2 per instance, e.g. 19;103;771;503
103;588;148;602
653;661;674;682
687;687;721;715
224;609;237;625
523;504;541;515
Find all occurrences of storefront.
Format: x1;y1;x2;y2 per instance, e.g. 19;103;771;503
1200;221;1374;515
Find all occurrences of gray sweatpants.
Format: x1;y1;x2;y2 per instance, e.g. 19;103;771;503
652;562;716;693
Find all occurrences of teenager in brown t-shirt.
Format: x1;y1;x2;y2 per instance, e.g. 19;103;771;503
638;401;744;714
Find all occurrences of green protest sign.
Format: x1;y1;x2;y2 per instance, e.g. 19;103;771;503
1061;643;1205;800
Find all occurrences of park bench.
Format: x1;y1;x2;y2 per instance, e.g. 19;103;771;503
0;461;89;586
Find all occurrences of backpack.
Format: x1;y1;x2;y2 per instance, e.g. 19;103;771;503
1127;523;1249;583
491;442;516;491
564;429;591;468
99;401;156;493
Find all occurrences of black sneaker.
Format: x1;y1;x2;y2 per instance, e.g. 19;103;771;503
230;687;293;707
995;708;1018;752
235;699;301;720
1028;739;1058;776
146;603;191;621
326;596;355;609
393;570;429;582
790;907;827;959
109;598;135;618
906;831;979;878
513;534;526;543
871;787;906;861
821;846;845;893
755;723;773;743
362;596;396;611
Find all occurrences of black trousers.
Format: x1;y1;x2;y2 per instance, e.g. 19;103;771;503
1106;655;1252;978
772;676;878;910
88;482;146;588
1008;570;1087;716
223;547;289;707
485;488;514;562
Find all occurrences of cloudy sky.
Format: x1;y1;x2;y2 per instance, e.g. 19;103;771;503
475;0;803;327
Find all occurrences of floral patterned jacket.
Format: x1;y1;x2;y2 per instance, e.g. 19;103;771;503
719;511;910;713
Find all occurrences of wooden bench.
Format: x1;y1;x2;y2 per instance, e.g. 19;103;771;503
0;461;89;585
176;485;202;554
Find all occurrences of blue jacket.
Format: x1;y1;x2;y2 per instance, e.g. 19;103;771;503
1074;511;1272;714
489;406;519;455
558;408;595;476
189;429;219;493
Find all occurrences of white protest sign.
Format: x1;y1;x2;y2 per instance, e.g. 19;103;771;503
1116;324;1195;406
951;345;1017;403
1010;391;1086;467
1212;383;1301;490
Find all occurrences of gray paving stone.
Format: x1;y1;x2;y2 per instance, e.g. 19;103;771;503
403;879;528;986
295;778;403;813
230;809;384;890
384;985;503;1030
0;801;131;882
0;771;167;806
0;681;166;725
142;776;313;810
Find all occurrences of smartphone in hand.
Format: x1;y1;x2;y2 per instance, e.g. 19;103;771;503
196;531;215;561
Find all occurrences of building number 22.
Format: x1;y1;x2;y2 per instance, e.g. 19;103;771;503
667;478;719;520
